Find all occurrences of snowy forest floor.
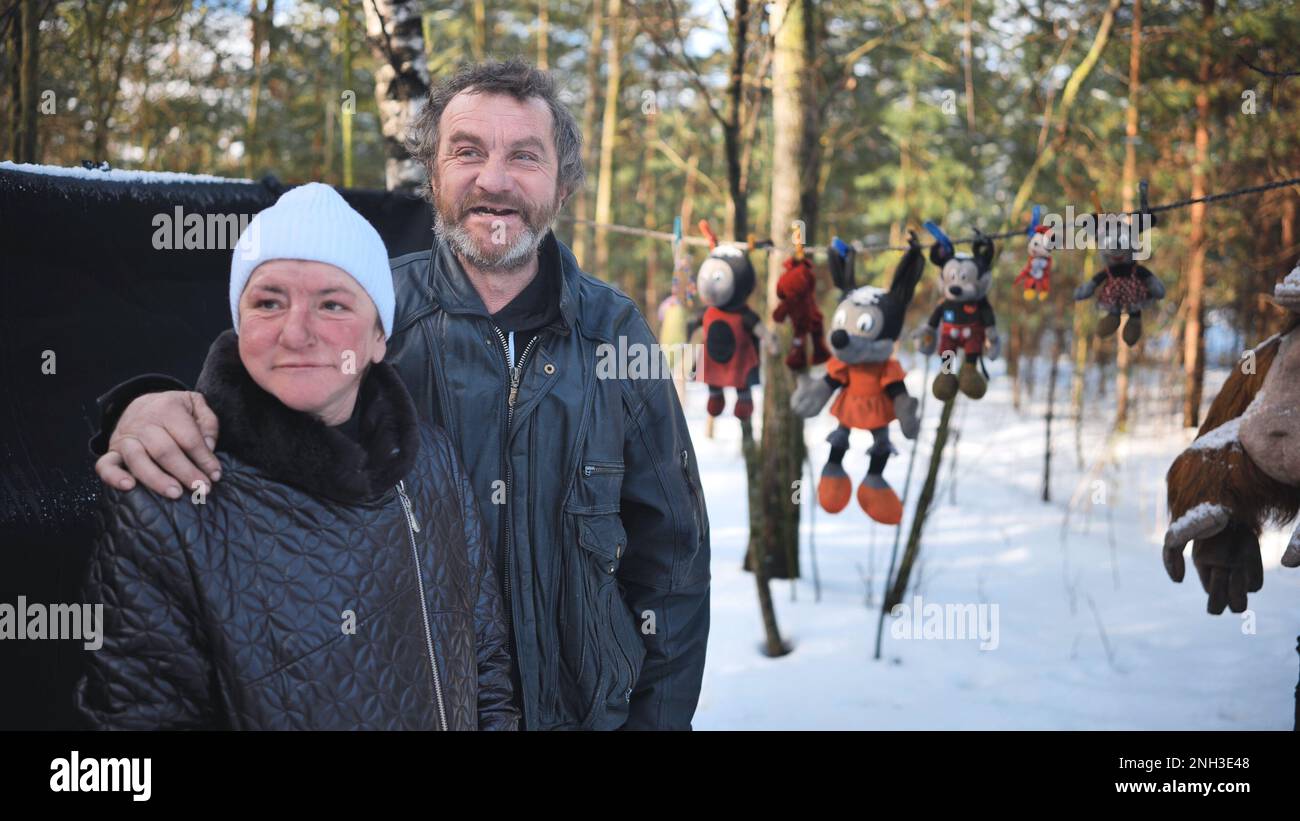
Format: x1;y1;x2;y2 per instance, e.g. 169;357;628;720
688;352;1300;730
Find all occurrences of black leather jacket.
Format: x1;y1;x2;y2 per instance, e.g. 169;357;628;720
90;232;711;730
385;232;711;730
77;331;518;730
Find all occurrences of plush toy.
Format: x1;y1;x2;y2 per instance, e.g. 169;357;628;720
1014;206;1054;301
772;254;832;371
914;222;1000;401
659;217;697;394
790;233;925;523
1073;188;1166;346
687;237;776;419
1164;265;1300;615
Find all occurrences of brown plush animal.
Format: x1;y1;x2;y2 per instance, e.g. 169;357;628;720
1164;277;1300;614
773;255;832;371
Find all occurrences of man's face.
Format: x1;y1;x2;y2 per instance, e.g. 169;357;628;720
431;91;565;270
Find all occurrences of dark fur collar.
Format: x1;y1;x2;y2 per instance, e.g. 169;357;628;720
195;330;418;504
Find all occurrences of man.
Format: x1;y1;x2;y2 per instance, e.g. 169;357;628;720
91;60;710;730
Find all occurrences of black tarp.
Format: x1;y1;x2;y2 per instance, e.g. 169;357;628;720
0;163;434;728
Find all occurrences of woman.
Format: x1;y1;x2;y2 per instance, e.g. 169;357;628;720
76;183;517;730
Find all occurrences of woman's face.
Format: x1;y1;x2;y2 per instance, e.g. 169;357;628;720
237;259;387;426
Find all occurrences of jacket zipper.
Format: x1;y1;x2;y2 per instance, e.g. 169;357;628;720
583;463;623;477
681;449;704;544
396;479;449;731
609;598;635;704
491;326;540;660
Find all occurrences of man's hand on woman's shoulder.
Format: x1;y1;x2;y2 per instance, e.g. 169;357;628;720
95;391;223;499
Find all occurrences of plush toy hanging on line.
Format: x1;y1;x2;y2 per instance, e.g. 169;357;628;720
658;216;698;398
686;221;777;419
1163;263;1300;614
914;222;1001;401
790;233;925;523
1072;182;1167;347
1015;205;1055;301
772;243;832;371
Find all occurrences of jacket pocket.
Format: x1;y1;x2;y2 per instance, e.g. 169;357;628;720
568;460;624;514
557;505;645;729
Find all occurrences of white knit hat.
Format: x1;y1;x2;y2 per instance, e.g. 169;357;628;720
230;182;395;337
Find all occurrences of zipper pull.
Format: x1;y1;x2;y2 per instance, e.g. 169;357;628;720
396;481;421;533
584;465;593;477
508;366;521;408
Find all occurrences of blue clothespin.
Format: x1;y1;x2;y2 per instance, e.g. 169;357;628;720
923;220;953;256
1027;204;1042;236
831;236;851;259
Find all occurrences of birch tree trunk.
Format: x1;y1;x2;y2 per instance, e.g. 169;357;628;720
363;0;431;193
745;0;822;658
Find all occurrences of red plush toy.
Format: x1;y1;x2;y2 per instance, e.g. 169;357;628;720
772;255;831;371
1014;224;1054;301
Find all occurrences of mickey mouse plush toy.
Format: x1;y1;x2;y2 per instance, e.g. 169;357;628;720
1072;196;1166;347
914;222;1000;401
689;242;777;418
791;233;925;523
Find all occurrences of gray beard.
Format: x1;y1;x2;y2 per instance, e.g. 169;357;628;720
433;209;551;272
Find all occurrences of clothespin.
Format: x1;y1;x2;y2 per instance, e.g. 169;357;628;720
673;215;683;245
923;220;953;256
791;221;805;261
698;219;718;250
1138;179;1158;228
831;237;852;259
746;232;756;252
1027;204;1042;236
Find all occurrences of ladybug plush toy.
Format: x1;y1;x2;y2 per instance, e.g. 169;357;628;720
688;244;776;418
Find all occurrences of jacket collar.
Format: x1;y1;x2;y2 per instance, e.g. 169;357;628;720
195;330;419;505
428;229;577;335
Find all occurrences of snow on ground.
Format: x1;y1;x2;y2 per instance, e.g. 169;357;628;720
688;353;1300;730
0;160;251;184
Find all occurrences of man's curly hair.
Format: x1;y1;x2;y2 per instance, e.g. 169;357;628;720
406;59;586;206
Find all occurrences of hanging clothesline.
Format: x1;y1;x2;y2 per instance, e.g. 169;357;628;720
557;174;1300;257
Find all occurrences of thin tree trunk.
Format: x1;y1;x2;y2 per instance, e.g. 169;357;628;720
17;0;38;163
1182;0;1213;427
471;0;487;60
885;397;957;613
571;1;604;266
245;0;273;178
341;1;355;187
363;0;431;193
641;101;659;313
537;0;549;69
1072;297;1088;469
1009;321;1022;411
745;0;821;658
592;0;622;278
1115;0;1142;431
724;0;750;239
962;0;976;132
1043;321;1063;502
7;17;21;160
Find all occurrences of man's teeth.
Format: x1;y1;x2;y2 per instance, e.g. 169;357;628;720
472;207;516;215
